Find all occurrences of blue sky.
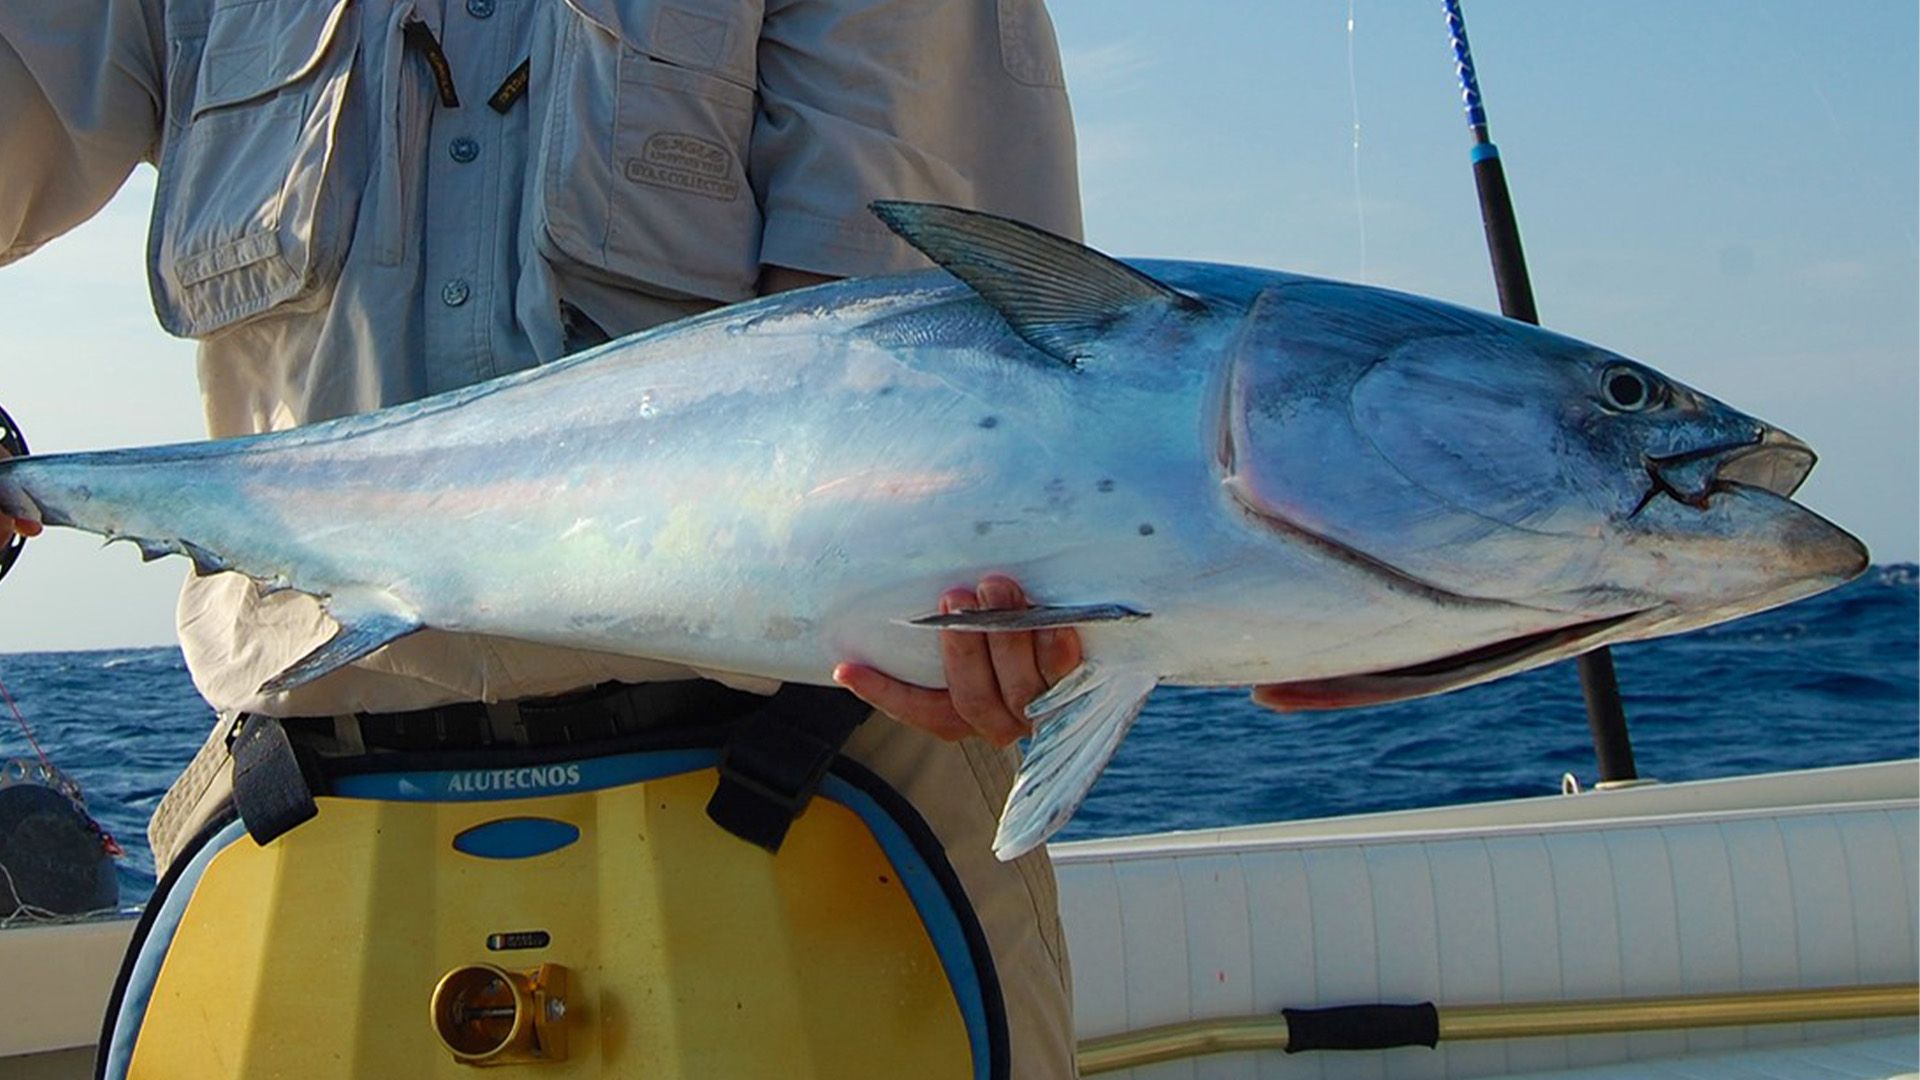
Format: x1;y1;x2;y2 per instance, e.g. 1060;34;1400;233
0;0;1913;651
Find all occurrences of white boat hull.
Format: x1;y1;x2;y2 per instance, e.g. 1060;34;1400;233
1055;759;1919;1078
3;761;1914;1078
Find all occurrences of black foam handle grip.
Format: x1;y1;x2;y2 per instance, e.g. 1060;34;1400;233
1281;1003;1440;1053
0;404;24;458
0;403;27;582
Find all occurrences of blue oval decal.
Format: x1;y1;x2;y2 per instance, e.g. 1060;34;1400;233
453;817;581;859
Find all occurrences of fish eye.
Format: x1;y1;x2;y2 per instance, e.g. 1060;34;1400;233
1598;365;1661;412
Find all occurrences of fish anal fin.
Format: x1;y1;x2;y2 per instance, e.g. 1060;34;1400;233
904;603;1150;631
870;201;1200;367
992;661;1158;860
257;593;422;697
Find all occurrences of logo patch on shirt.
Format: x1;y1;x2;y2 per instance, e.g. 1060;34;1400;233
626;133;741;202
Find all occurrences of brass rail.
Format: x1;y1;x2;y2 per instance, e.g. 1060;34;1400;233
1076;983;1919;1075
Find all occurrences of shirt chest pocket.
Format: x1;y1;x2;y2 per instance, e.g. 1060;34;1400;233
151;0;363;339
537;0;765;303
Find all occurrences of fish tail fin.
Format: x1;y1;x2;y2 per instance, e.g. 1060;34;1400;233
0;454;58;531
0;444;251;579
2;451;136;535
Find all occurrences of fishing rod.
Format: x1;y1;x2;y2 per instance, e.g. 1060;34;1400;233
1441;1;1637;783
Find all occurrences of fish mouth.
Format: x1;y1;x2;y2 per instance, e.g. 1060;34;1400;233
1632;428;1816;516
1252;610;1641;711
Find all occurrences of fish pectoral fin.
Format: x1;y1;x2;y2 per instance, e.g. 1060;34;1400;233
993;661;1158;861
256;591;423;697
903;603;1150;631
869;201;1200;368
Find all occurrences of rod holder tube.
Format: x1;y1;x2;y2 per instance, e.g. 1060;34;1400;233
1578;650;1638;781
1076;983;1919;1075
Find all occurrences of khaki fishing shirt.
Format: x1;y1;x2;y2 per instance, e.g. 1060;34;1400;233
0;0;1081;717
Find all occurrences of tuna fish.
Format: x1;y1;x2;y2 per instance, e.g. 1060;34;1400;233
0;203;1868;857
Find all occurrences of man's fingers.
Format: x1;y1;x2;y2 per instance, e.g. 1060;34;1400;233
833;663;974;741
976;576;1048;720
941;587;1029;746
1033;626;1082;685
858;574;1085;748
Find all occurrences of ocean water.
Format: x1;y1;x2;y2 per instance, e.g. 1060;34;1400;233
1;565;1914;908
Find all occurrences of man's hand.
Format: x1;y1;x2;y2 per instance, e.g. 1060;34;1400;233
0;448;39;544
834;575;1083;747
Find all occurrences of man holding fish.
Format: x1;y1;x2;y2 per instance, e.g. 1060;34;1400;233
1;0;1089;1075
0;2;1874;1076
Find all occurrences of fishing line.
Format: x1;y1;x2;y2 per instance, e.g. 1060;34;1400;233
0;672;54;776
1346;0;1368;282
0;669;123;859
0;670;110;926
0;859;63;925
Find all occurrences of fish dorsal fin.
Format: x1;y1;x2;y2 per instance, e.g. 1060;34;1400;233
871;201;1198;367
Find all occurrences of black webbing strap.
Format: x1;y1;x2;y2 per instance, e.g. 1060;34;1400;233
230;715;319;846
1281;1002;1440;1053
706;684;872;853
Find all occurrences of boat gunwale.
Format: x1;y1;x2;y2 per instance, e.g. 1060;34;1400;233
1050;759;1919;863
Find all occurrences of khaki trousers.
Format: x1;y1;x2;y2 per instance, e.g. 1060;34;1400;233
151;710;1077;1079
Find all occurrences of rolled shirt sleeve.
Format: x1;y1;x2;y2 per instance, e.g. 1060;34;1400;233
0;0;165;265
751;0;1081;278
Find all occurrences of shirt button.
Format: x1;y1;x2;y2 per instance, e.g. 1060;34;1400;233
449;137;480;163
466;0;494;18
442;279;471;307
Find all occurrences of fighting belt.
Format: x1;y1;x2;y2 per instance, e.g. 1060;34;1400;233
97;730;1009;1079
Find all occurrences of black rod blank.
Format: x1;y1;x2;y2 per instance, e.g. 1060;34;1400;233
1443;0;1636;782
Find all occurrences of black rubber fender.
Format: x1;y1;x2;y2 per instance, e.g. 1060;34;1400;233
0;781;119;916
